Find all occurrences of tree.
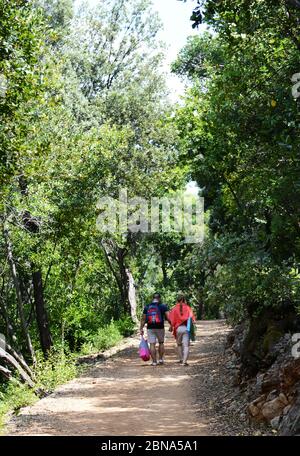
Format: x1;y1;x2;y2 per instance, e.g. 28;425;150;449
0;0;44;193
178;0;300;32
173;0;300;371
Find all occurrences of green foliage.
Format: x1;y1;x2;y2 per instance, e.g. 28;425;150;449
0;0;45;190
172;32;224;80
179;0;300;32
174;5;300;257
35;0;74;45
175;40;300;252
0;0;181;359
81;316;136;354
34;348;79;392
173;0;300;328
202;236;300;323
115;316;136;337
80;320;123;354
0;349;78;431
0;380;37;431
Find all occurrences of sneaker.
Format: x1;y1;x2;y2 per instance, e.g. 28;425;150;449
151;362;157;366
177;360;183;364
158;359;164;365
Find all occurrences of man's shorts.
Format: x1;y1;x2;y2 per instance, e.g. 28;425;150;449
147;328;165;344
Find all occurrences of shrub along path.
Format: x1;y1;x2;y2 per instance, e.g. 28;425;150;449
6;321;268;436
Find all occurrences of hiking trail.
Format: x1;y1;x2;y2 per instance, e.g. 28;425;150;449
6;320;266;436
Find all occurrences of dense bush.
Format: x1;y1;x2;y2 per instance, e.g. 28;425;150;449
0;381;37;431
115;316;136;337
203;237;300;324
80;317;136;355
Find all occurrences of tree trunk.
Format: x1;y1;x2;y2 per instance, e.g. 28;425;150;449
0;364;11;380
32;268;52;356
3;227;36;363
126;269;138;323
0;295;18;345
18;175;53;357
0;347;34;387
101;241;131;316
5;341;35;380
264;209;272;252
117;248;131;315
198;301;204;320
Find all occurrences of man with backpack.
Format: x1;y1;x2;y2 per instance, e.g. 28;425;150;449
140;293;170;366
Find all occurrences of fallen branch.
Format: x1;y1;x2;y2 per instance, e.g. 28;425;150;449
5;342;35;381
0;347;34;387
0;364;12;380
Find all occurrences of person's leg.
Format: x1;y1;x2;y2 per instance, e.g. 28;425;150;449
177;344;183;362
182;331;190;365
150;343;157;364
156;329;165;364
158;342;164;362
147;329;157;364
176;327;184;362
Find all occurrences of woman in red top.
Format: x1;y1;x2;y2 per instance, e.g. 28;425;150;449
169;294;196;366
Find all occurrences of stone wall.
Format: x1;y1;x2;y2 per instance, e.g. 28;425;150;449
226;324;300;435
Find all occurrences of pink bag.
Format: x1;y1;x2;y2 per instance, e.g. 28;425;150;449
139;336;150;361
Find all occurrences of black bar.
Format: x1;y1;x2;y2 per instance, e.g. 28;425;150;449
0;436;290;454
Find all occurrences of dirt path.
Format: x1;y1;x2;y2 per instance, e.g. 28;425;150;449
6;320;264;436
